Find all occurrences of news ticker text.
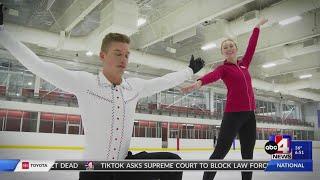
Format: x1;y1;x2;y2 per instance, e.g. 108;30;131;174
0;160;313;172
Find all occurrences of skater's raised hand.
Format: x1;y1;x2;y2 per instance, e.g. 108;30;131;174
188;55;205;74
255;17;268;28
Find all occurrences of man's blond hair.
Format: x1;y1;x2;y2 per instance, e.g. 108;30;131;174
100;33;130;52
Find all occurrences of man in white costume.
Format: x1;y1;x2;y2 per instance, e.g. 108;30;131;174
0;4;204;180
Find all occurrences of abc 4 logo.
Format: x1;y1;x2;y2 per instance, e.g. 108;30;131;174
265;141;279;154
264;135;291;155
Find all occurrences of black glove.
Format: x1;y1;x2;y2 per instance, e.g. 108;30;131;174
0;4;3;25
188;55;205;74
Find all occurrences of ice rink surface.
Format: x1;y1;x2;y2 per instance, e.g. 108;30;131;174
0;148;319;180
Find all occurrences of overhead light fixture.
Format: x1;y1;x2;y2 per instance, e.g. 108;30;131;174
86;51;93;56
279;16;302;26
273;89;280;93
262;63;276;68
16;93;20;96
28;82;32;86
137;18;146;27
166;47;176;54
8;9;19;16
201;43;217;51
299;74;312;79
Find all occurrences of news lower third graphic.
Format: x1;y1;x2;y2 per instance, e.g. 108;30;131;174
0;135;313;172
0;160;268;172
264;134;313;172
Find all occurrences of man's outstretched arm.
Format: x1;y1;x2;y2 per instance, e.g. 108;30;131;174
138;55;205;98
0;4;82;94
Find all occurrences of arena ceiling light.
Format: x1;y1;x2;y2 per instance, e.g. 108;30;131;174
86;51;93;56
279;16;302;26
201;42;217;51
166;47;176;54
137;18;146;27
262;63;276;68
299;74;312;79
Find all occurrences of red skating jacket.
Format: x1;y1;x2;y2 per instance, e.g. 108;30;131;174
199;28;260;112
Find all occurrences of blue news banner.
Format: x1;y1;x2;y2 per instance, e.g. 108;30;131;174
265;138;313;172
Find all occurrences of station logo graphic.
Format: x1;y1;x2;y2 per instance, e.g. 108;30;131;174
265;135;292;159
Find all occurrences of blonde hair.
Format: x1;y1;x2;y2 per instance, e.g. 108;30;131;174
100;33;130;52
220;38;238;54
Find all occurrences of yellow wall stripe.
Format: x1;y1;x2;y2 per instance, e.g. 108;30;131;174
0;145;269;152
0;145;83;150
0;145;318;152
129;147;267;152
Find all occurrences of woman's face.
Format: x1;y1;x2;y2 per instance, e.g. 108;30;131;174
221;40;238;60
